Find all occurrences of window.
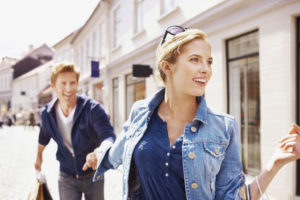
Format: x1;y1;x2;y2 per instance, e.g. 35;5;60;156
125;74;145;119
99;23;105;56
80;45;84;72
296;17;300;196
92;31;96;58
93;82;104;104
134;0;144;34
227;30;260;175
112;78;120;131
113;6;121;48
161;0;178;15
86;39;90;70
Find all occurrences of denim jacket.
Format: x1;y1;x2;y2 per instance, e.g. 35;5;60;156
94;89;246;200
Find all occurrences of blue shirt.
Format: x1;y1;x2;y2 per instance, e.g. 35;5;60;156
133;109;186;200
39;95;116;178
95;88;246;200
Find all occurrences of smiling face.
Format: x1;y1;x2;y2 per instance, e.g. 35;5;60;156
166;38;212;97
52;72;78;108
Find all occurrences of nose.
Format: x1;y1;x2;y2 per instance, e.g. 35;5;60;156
199;62;209;73
65;83;73;92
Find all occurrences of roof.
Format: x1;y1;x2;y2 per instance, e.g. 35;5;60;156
52;28;81;49
12;44;54;79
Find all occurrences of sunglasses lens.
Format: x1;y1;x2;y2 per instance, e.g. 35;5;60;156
161;25;187;45
167;26;185;35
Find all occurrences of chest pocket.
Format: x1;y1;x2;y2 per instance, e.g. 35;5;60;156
203;142;227;175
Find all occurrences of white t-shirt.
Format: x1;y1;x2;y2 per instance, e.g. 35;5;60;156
55;103;76;154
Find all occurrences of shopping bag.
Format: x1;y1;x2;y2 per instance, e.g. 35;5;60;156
26;172;53;200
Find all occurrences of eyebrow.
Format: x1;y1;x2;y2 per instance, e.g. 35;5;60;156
188;54;213;60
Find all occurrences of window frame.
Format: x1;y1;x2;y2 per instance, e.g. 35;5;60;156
296;16;300;196
99;22;105;57
226;29;261;175
125;73;145;119
113;6;121;49
160;0;178;15
112;77;119;128
134;0;145;34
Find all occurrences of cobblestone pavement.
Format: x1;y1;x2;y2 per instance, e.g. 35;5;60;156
0;126;122;200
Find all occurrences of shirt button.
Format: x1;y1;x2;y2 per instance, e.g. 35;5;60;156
191;183;198;189
188;152;196;159
190;126;197;133
167;152;170;156
165;162;169;166
215;147;219;155
165;173;169;177
172;145;176;149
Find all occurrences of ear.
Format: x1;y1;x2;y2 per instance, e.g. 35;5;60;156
50;83;56;90
161;60;173;76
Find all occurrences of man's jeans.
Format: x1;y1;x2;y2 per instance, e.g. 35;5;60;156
59;171;104;200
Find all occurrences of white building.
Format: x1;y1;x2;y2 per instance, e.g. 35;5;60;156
49;0;300;198
11;60;53;113
0;57;16;116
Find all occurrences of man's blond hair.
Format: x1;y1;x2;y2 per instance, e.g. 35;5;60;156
50;62;80;85
156;29;209;83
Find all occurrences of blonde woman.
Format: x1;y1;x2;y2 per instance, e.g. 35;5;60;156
85;26;300;200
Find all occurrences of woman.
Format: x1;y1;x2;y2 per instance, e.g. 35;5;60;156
85;26;300;200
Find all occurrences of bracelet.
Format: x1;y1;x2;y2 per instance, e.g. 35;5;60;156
255;176;270;200
255;176;263;196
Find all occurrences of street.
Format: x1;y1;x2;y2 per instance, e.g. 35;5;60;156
0;126;122;200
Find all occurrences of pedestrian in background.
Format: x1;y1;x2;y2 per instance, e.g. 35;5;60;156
86;26;300;200
28;111;35;130
34;62;116;200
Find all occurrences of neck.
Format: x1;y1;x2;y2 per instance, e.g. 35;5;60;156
58;99;76;117
159;87;198;123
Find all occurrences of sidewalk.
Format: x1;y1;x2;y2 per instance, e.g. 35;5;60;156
0;126;122;200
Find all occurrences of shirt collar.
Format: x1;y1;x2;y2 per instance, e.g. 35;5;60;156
148;88;208;124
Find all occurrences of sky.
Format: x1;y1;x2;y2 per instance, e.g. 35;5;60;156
0;0;100;59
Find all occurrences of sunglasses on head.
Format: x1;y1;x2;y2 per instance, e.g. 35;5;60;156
161;25;188;45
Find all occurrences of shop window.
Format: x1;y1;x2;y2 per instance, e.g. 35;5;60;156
226;30;261;175
125;74;145;119
112;78;120;131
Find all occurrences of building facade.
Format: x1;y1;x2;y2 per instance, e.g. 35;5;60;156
0;57;16;116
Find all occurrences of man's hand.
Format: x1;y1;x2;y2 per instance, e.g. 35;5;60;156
82;152;98;171
35;157;42;171
82;139;113;171
35;144;46;171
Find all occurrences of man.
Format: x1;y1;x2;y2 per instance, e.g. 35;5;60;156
35;62;115;200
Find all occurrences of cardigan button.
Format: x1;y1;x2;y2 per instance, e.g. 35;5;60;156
191;183;198;189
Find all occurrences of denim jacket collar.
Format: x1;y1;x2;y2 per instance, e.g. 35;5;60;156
147;88;208;125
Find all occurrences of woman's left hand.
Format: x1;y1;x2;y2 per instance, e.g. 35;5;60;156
276;123;300;166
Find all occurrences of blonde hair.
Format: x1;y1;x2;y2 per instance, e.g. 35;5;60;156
50;62;80;85
156;29;209;83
